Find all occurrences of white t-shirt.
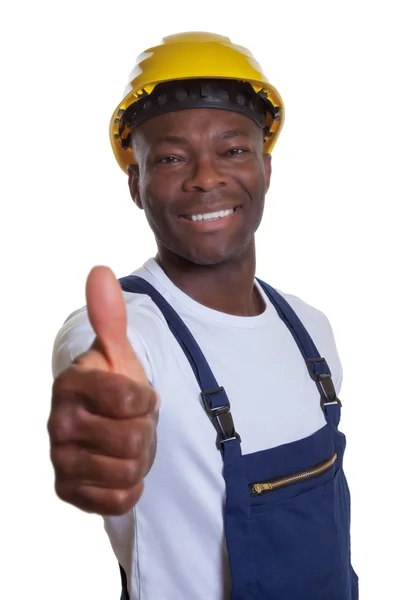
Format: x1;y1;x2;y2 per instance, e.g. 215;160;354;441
52;258;343;600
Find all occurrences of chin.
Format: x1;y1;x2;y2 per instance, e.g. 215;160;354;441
187;256;226;267
182;243;246;267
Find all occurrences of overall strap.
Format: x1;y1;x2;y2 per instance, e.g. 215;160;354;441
256;279;342;422
119;275;241;452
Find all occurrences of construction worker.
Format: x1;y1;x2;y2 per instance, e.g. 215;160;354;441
49;32;358;599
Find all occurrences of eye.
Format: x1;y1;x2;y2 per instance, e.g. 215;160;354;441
225;147;249;156
155;155;182;165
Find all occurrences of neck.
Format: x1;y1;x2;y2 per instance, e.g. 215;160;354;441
155;242;265;316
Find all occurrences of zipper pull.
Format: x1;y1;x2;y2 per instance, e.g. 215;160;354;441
252;482;273;495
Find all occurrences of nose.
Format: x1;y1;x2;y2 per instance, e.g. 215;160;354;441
182;154;227;193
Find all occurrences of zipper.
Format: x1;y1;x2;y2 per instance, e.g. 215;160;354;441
250;453;338;496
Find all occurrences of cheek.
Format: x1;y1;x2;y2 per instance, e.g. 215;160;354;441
139;182;176;238
240;163;267;203
141;171;179;209
139;178;161;215
255;160;268;191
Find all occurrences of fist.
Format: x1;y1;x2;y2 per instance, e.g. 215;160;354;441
48;266;159;516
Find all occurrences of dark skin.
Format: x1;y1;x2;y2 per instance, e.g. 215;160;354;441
128;108;272;316
48;266;159;516
48;106;271;516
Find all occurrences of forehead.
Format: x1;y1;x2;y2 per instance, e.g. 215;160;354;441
134;108;263;145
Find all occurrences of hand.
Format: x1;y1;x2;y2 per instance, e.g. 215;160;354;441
48;266;159;516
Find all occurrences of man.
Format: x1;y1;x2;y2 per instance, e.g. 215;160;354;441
49;32;358;600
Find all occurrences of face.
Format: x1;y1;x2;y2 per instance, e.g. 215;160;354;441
128;108;272;266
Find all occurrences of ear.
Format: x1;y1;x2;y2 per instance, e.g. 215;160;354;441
127;164;143;209
263;153;272;192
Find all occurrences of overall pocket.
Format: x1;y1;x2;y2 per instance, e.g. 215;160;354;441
248;458;354;600
250;452;338;499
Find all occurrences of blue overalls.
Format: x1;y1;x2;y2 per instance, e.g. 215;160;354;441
118;275;359;600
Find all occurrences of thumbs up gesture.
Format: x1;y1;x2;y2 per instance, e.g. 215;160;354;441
48;267;159;516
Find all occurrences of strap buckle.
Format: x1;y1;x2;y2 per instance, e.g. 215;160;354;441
306;357;331;381
201;387;241;451
306;358;342;413
317;375;342;412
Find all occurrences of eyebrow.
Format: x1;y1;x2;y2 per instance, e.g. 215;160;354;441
154;135;188;145
213;129;249;140
154;129;249;145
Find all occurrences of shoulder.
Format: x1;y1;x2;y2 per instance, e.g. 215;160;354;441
51;291;168;380
277;289;335;336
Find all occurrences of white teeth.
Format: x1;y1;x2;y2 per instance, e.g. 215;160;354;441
189;208;234;221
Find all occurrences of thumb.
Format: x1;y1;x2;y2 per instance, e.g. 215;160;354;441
83;265;148;383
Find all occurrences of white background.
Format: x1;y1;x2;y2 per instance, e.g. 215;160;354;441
1;1;399;598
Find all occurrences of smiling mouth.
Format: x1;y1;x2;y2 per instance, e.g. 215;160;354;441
181;206;242;222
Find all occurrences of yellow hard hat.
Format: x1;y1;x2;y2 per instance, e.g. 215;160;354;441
110;32;285;173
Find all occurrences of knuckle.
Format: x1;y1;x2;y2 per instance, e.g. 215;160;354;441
118;381;156;417
112;489;130;512
139;383;157;410
54;481;144;516
50;369;83;442
50;446;81;478
124;420;153;457
117;385;137;416
47;414;72;444
120;459;142;487
95;374;136;417
125;427;145;456
109;485;143;515
145;386;159;413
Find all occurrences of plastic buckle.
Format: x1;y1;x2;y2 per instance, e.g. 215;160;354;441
200;388;241;451
201;386;227;414
306;357;331;381
305;359;342;412
317;374;342;413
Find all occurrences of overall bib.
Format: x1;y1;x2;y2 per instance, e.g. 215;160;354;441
118;275;359;600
